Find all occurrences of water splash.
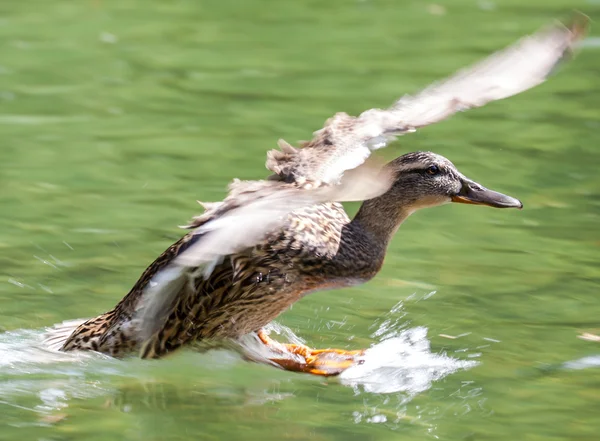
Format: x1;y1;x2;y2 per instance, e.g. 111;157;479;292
341;298;477;394
0;327;106;373
340;326;477;394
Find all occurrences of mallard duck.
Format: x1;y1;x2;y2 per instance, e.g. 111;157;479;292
46;19;585;376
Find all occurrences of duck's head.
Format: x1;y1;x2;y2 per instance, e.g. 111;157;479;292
383;151;523;213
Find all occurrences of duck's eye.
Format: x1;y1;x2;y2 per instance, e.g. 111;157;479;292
426;165;440;176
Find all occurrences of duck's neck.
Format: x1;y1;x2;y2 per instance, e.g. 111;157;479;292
351;193;414;250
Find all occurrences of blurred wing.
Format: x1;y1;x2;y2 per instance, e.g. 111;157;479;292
382;17;587;130
266;16;587;186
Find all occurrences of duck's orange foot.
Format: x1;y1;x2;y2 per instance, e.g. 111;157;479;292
257;330;365;376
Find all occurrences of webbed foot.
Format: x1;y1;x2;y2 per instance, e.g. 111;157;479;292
256;329;365;376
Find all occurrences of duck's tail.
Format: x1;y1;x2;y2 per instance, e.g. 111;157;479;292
43;318;88;352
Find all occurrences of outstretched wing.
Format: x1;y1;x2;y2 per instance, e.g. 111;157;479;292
173;16;585;271
267;16;587;186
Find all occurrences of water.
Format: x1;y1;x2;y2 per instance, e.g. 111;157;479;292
1;0;600;439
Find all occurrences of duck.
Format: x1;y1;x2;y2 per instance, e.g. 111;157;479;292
46;18;585;376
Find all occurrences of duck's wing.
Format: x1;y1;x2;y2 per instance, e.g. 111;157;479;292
267;16;587;186
175;161;392;272
134;18;585;341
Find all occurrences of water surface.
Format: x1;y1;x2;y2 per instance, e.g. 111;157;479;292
1;1;600;440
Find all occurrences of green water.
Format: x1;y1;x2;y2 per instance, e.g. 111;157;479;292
2;0;600;439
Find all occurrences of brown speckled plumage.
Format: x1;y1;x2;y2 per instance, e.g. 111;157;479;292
50;19;584;365
60;200;385;358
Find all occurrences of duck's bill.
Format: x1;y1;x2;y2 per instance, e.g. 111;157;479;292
452;181;523;209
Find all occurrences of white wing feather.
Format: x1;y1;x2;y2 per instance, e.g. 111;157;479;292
267;18;585;186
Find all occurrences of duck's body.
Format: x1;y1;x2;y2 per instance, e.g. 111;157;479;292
61;200;387;358
60;202;355;354
48;19;584;375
